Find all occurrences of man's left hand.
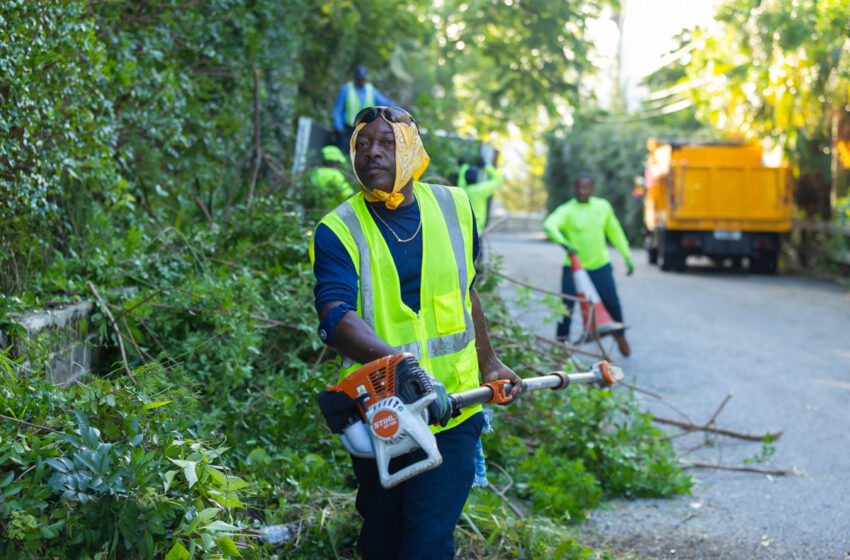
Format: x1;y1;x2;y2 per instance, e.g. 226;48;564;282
480;358;522;402
625;257;635;276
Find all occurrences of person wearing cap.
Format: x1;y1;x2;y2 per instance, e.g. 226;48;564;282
543;172;634;356
310;106;521;559
331;65;396;152
310;145;355;208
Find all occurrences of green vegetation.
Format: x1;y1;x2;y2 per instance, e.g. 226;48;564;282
685;0;850;214
0;354;251;558
39;0;850;558
1;270;690;558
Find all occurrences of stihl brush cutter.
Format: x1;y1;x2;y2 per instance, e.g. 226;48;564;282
318;353;622;489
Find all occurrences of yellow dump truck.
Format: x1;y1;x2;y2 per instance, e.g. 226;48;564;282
643;140;792;273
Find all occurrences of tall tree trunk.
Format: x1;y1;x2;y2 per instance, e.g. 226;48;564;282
830;106;850;215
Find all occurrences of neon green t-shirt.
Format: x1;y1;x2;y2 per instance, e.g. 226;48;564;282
543;196;631;270
462;164;504;234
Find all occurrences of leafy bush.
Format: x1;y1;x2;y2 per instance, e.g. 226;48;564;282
0;0;113;295
0;354;260;559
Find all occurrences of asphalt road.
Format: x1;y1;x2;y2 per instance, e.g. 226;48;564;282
486;231;850;560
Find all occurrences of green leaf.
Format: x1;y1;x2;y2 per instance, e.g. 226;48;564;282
168;458;198;488
143;400;173;410
196;507;219;523
215;536;242;557
163;469;179;492
202;520;239;534
164;541;191;560
0;470;14;488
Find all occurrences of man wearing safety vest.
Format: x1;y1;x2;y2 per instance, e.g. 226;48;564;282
543;172;634;356
310;106;521;559
309;145;355;208
331;65;395;152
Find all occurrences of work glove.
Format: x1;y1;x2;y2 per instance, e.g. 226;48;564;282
426;376;453;427
625;257;635;276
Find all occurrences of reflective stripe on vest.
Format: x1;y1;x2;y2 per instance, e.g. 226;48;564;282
334;184;475;369
345;82;375;126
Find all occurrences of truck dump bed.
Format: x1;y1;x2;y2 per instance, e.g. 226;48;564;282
644;142;792;273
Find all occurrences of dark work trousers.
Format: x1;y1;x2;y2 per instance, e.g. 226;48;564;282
351;412;485;560
556;262;624;339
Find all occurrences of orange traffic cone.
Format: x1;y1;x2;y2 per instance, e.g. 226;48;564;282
569;253;625;341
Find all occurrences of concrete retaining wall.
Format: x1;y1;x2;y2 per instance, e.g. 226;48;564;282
1;301;96;385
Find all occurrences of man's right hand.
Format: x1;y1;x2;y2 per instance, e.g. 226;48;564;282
562;242;577;255
426;376;453;427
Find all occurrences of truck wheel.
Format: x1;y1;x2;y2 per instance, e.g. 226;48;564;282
751;251;778;275
660;252;684;272
648;247;658;265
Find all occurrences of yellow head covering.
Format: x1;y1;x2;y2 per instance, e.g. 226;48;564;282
349;110;430;210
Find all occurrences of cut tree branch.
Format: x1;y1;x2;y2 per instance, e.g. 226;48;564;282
0;413;63;434
651;414;783;442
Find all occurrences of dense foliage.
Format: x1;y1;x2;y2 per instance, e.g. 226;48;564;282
675;0;850;219
543;114;717;243
1;0;302;298
0;1;700;558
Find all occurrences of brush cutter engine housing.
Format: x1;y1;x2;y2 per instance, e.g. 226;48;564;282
317;353;443;488
318;353;622;489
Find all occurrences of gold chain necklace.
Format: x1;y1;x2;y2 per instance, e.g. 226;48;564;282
367;195;422;243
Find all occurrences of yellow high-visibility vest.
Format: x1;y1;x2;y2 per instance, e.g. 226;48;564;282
345;82;375;126
311;182;481;431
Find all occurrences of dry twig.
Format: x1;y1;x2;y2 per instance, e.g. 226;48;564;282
194;195;214;222
247;68;262;209
484;267;586;304
705;392;733;427
0;413;63;434
88;281;137;385
683;461;800;476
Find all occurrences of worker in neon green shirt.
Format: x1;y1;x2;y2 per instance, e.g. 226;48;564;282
543;172;634;356
310;145;355;208
458;161;504;236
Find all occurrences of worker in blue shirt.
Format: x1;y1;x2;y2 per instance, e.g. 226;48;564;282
332;65;395;152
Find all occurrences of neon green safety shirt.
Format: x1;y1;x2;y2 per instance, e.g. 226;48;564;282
543;196;632;270
458;164;504;234
311;167;355;206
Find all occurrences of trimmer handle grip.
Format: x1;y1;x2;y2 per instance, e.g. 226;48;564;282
481;379;513;404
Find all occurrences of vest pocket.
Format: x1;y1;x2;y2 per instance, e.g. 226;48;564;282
452;349;479;393
433;289;464;335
